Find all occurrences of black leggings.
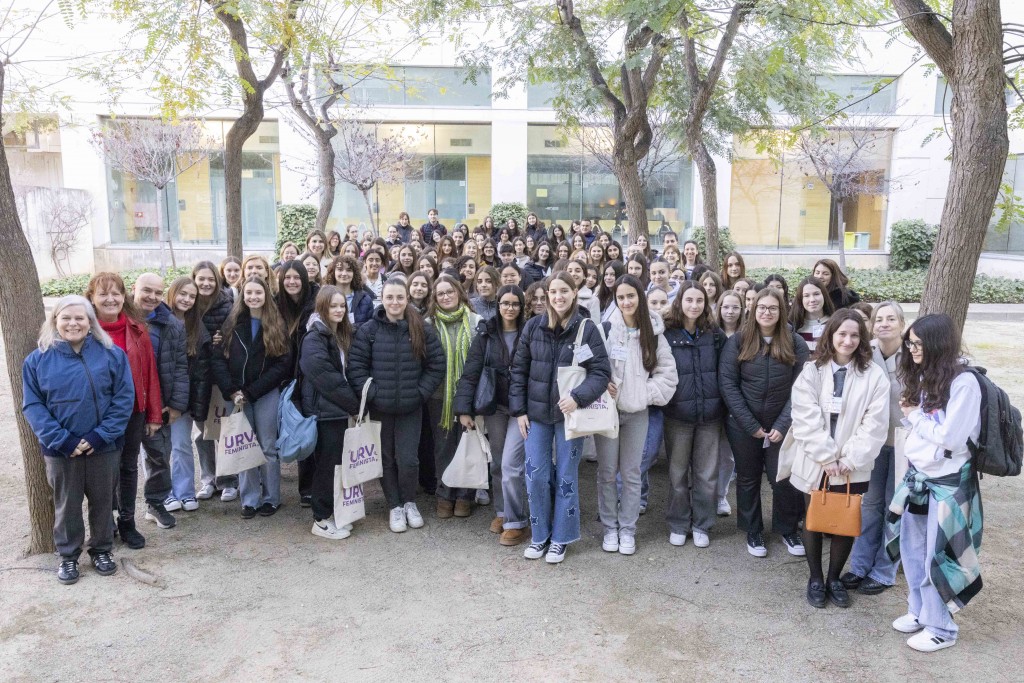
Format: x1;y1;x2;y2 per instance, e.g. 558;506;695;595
311;420;347;522
802;479;869;582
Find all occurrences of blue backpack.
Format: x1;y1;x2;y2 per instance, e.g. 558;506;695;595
277;379;317;464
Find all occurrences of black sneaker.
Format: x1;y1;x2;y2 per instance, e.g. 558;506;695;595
117;519;146;549
299;495;312;508
57;559;79;585
241;506;257;519
840;571;864;590
782;532;805;556
144;504;177;529
91;552;117;576
258;502;280;517
746;531;767;557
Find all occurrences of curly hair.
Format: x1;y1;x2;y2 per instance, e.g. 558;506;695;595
899;313;964;412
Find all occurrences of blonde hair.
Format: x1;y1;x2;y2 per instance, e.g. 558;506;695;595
38;295;112;351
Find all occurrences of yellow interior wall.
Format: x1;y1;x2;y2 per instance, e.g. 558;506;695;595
175;159;214;241
729;159;781;247
466;156;491;223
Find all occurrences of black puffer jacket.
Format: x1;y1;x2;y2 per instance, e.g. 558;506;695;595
523;261;548;284
470;296;497;321
663;325;726;425
147;302;190;413
188;324;213;419
346;307;445;414
298;315;360;421
453;317;520;416
201;287;234;337
718;330;809;436
351;287;375;326
210;310;293;403
829;287;861;311
509;311;611;425
280;283;319;383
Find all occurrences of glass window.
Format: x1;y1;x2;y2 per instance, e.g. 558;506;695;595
984;155;1024;255
935;75;1017;116
527;80;559;109
343;66;491;107
816;75;898;114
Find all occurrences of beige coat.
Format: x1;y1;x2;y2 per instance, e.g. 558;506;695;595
603;308;678;414
778;360;890;494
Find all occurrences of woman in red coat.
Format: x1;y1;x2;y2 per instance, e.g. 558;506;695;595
86;273;162;549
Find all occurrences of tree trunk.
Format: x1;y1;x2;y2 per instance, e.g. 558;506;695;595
360;187;377;236
0;64;55;556
615;157;649;244
223;107;263;259
836;200;847;271
896;0;1009;331
688;129;720;270
317;137;336;234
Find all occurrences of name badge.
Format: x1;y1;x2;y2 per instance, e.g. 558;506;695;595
825;397;842;414
575;344;594;362
811;324;825;339
610;345;628;362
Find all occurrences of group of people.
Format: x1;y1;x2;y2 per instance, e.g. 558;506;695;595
23;210;984;653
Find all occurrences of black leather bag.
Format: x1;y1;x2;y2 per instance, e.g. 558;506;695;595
473;336;498;416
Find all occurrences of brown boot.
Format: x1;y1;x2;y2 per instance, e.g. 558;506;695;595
499;528;528;546
489;516;505;534
436;499;454;519
453;499;473;518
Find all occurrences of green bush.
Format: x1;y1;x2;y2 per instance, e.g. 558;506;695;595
690;225;736;265
889;219;937;270
277;204;318;252
489;202;529;229
40;267;194;297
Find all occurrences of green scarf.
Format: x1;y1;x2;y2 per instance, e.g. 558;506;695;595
434;304;473;428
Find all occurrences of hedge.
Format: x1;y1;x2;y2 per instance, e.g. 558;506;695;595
41;267;194;297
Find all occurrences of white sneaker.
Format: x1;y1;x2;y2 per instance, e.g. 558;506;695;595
163;497;182;512
545;543;567;563
669;532;687;547
717;498;731;516
907;630;955;652
892;613;924;634
404;502;424;529
389;506;407;533
618;534;636;555
692;530;710;548
524;542;547;560
602;531;619;552
475;489;491;506
181;498;199;512
196;484;215;500
311;518;351;540
220;487;238;502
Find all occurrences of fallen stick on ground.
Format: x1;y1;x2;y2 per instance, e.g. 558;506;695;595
121;558;162;588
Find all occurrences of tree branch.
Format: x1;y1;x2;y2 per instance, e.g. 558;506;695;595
892;0;956;79
555;0;625;119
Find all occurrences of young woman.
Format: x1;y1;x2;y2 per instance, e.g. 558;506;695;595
500;263;525;288
526;212;545;241
719;287;809;558
326;230;343;258
455;255;478;293
525;281;547;319
598;260;626;321
341;240;360;260
451;228;466;254
850;300;874;323
462;239;479;261
722;251;746;290
385;225;403;249
555;240;572;261
454;285;530;545
571;232;587;254
566;259;600;321
323;255;374;326
305;229;328;263
347;279;445;532
634;234;652;260
505;217;520;237
661;282;726;548
783;310;889;609
417;254;439;282
525;241;554;282
733;277;754;298
889;313;982;652
511;237;530;268
346;223;360;243
626;253;650;289
743;282;761;316
275;242;300;268
509;273;611;564
470;266;500;321
700;272;723;313
660;245;680;271
648;258;679;304
763;274;790;306
220;257;242;295
714;289;745;516
211;276;293;519
681;240;703;279
480;239;499;268
497;227;513;246
241;255;276;293
596;276;677;556
587;241;606;269
407;271;433;315
391;244;418;277
842;302;906;596
813;258;861;310
299;286;361;540
164;277;212;513
790;277;835;351
86;273;162;549
551;223;567;245
298;251;322;285
647;287;669;318
437;235;458;261
426;274;483;517
362;249;386;301
191;261;237;501
605;241;623;263
23;295;135;584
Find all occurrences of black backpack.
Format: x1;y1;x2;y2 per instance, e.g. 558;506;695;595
962;366;1023;477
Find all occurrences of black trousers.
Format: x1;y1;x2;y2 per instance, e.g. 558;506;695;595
418;407;436;494
114;411;147;521
726;417;804;536
298;451;316;498
378;409;422;509
311;420;346;522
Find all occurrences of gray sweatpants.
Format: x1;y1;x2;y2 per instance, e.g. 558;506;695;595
595;409;648;535
665;418;721;535
484;406;528;528
45;449;120;561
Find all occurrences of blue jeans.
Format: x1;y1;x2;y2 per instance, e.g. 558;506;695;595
239;390;281;509
638;407;664;508
525;421;582;545
169;412;196;501
900;501;959;641
849;445;899;584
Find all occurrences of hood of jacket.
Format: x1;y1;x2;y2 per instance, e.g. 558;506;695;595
307;311;325;332
605;306;665;336
147;301;175;327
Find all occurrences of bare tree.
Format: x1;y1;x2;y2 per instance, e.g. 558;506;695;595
793;124;894;270
91;119;211;272
41;189;92;277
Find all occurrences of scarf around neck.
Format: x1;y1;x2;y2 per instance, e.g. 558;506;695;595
434;304;472;427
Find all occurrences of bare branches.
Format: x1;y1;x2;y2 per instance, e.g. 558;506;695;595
569;108;684;190
91;119;212;190
40;189;92;278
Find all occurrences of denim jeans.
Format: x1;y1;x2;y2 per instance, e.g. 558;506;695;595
195;427;238;490
638;407;664;508
664;419;721;535
850;445;899;584
900;501;959;641
169;412;197;501
596;409;648;535
482;406;516;518
496;412;528;530
239;390;281;509
525;421;582;545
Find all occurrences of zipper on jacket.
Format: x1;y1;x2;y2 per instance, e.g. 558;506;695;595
76;351;103;425
236;330;250;389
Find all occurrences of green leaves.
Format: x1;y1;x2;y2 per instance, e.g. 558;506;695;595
889;219;937;270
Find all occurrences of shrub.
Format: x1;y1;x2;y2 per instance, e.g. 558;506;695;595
889;219;937;270
40;267;193;297
690;225;736;264
489;202;529;229
277;204;318;252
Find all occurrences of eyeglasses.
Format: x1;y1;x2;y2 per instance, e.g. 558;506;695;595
499;301;522;310
756;305;780;314
436;290;456;299
904;339;923;351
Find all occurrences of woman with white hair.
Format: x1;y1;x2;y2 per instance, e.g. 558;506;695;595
22;296;135;585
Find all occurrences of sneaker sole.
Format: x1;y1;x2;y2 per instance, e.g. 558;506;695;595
618;546;636;556
747;546;768;558
311;526;350;540
182;502;199;512
602;543;619;552
524;548;546;560
545;554;565;564
144;513;175;529
58;574;79;585
195;491;214;500
389;525;408;533
908;635;955;652
93;564;117;577
693;538;710;548
893;620;924;634
786;545;806;557
406;519;424;529
163;501;182;512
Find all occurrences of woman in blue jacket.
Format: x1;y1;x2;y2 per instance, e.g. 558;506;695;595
22;295;135;584
324;255;375;326
509;272;611;564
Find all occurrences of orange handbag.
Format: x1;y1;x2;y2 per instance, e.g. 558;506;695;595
805;475;863;537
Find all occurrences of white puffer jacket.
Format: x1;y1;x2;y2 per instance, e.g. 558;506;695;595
603;308;678;414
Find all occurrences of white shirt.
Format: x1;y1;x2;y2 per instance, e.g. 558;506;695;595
902;371;981;477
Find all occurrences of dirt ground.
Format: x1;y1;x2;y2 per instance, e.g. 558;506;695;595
1;321;1022;682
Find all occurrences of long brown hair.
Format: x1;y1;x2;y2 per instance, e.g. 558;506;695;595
382;279;427;360
166;277;203;355
314;285;353;352
737;288;795;365
275;261;314;336
813;309;872;371
545;272;578;329
85;272;144;323
428;273;471;318
790;276;835;331
664;280;714;333
613;274;657;373
898;313;964;412
721;251;746;289
192;260;226;319
222;276;289;358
